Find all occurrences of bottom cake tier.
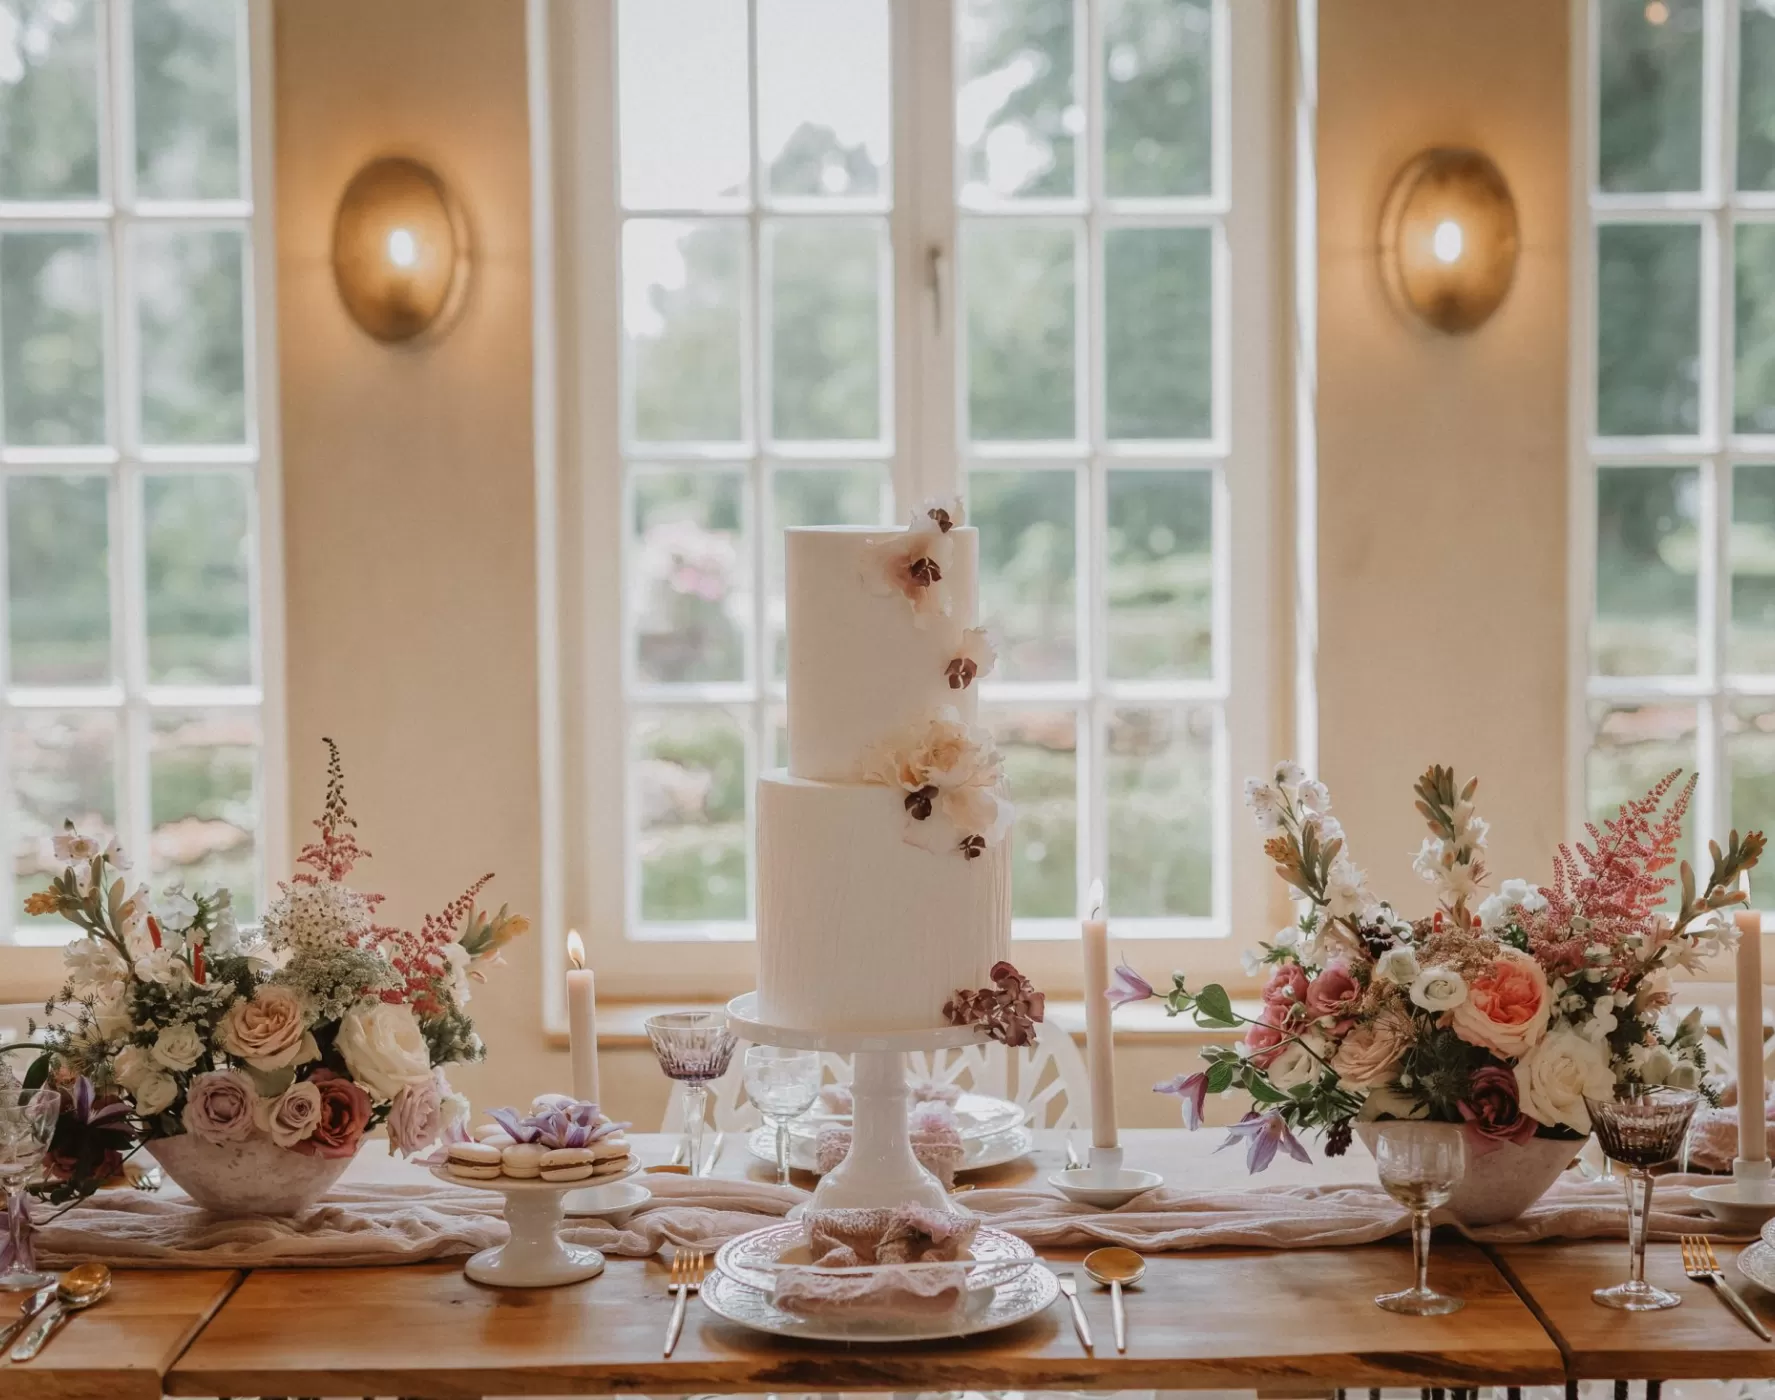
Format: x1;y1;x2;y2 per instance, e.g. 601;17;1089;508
756;771;1011;1033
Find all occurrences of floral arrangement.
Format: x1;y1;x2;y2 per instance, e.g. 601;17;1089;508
1114;762;1763;1170
13;739;528;1204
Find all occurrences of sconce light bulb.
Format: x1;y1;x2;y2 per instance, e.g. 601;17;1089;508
387;227;419;269
1431;219;1464;265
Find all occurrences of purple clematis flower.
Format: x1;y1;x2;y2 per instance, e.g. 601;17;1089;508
1154;1071;1209;1130
1216;1110;1311;1174
1106;961;1155;1010
487;1107;544;1144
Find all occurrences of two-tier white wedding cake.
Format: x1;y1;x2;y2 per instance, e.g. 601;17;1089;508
757;502;1013;1033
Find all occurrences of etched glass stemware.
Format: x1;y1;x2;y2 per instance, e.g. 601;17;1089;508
742;1046;822;1185
1584;1086;1701;1311
1372;1120;1468;1315
645;1011;737;1175
0;1085;61;1291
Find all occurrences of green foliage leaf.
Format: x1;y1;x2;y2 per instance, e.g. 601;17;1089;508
1191;983;1237;1029
1205;1059;1236;1094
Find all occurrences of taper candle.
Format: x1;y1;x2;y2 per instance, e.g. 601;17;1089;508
1081;879;1118;1151
1737;898;1766;1165
565;929;601;1106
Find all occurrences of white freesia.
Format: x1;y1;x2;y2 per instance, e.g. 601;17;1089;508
1409;966;1468;1012
1412;837;1447;884
53;827;102;863
63;939;127;996
103;836;131;870
1297;779;1331;814
151;1022;205;1072
1323;857;1378;921
158;887;198;933
1273;761;1307;792
118;884;155;959
1514;1026;1614;1133
133;946;191;988
1374;946;1421;986
1244;778;1284;833
336;1001;434;1102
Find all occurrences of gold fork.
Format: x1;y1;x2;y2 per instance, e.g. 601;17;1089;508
663;1247;708;1357
1681;1234;1772;1341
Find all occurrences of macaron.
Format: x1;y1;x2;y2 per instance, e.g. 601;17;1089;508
538;1147;597;1182
474;1124;516;1146
590;1135;629;1163
500;1142;549;1179
446;1142;504;1181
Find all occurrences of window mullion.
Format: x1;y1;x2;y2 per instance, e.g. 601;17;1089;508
901;0;956;505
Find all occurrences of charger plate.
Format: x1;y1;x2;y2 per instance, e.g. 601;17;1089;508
748;1122;1035;1175
1738;1239;1775;1293
714;1219;1035;1295
798;1092;1025;1142
700;1258;1058;1344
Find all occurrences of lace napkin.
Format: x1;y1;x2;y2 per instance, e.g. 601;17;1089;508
815;1102;965;1185
772;1203;978;1319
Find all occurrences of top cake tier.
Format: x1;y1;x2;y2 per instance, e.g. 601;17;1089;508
784;524;979;782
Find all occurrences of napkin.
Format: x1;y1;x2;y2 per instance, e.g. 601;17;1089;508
814;1102;965;1186
772;1202;979;1320
771;1261;970;1318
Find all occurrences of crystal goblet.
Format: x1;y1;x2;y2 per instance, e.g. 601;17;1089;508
0;1086;61;1291
1372;1120;1467;1315
645;1011;736;1176
1584;1086;1700;1311
742;1046;822;1185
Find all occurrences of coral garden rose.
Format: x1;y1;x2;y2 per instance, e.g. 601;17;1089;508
1305;962;1361;1024
254;1080;324;1148
217;985;314;1072
1457;1064;1538;1153
336;1001;434;1102
295;1069;372;1159
1330;1006;1412;1088
1261;963;1309;1010
182;1069;259;1145
1514;1027;1613;1135
1450;948;1551;1059
1242;1011;1286;1068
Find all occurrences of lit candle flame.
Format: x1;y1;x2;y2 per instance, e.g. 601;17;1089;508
1088;878;1104;922
566;928;585;970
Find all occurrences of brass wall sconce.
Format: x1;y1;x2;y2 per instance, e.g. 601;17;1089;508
331;156;468;344
1379;147;1519;334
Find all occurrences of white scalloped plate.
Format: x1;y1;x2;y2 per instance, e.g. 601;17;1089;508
747;1122;1035;1175
796;1092;1025;1143
1738;1239;1775;1294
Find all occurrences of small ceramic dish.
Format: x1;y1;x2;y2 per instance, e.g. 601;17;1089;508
1694;1181;1775;1232
561;1178;651;1224
1046;1167;1163;1209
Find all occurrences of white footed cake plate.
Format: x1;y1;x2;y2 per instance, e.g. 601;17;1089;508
430;1157;641;1287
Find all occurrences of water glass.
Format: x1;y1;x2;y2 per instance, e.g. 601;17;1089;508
644;1011;736;1175
0;1087;61;1291
1372;1120;1467;1315
1584;1086;1700;1311
742;1047;822;1185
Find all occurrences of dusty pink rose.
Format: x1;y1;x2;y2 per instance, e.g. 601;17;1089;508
217;985;312;1071
1305;961;1361;1025
1449;949;1550;1059
1329;1005;1412;1088
1242;1011;1286;1068
294;1069;372;1159
386;1072;447;1157
181;1069;259;1145
1457;1064;1539;1155
253;1080;323;1148
1261;963;1309;1010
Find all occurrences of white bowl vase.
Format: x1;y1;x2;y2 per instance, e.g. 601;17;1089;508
149;1133;357;1216
1357;1124;1583;1226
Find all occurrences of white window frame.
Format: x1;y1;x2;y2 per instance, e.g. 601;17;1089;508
533;0;1284;1022
0;0;285;966
1570;0;1775;885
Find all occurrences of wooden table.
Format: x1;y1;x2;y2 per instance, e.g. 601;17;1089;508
1;1268;239;1400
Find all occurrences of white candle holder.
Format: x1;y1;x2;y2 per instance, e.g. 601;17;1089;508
1694;1157;1775;1231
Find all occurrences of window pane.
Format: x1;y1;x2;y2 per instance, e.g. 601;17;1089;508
133;0;243;201
625;220;746;444
757;0;889;201
1736;225;1775;435
145;472;252;685
12;709;116;933
618;0;749;209
7;475;109;686
1730;700;1775;911
1596;223;1701;438
971;468;1077;682
1107;468;1211;680
1593;465;1699;677
1739;1;1775;192
987;707;1076;919
134;226;248;446
768;464;892;678
0;0;101;201
1734;465;1775;672
635;707;748;922
631;469;748;685
958;0;1078;204
767;221;882;442
1597;0;1704;193
150;709;258;919
0;231;105;446
1107;704;1212;917
1104;226;1211;440
964;221;1077;442
1586;701;1696;843
1102;0;1212;199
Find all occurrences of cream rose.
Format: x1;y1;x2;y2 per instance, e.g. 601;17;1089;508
1449;949;1551;1059
335;1001;433;1102
217;985;315;1072
1330;1007;1412;1088
1266;1036;1326;1092
254;1080;324;1148
113;1042;176;1115
1409;966;1468;1012
151;1022;206;1072
1514;1026;1614;1134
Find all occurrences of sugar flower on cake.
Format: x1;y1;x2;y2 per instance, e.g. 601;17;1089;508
862;524;954;623
945;627;997;690
862;707;1013;856
914;495;965;535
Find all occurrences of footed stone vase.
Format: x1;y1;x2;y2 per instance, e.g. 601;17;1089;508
1357;1123;1582;1226
150;1133;357;1216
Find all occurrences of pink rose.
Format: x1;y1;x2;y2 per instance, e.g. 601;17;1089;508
294;1069;371;1159
1449;949;1550;1059
1457;1064;1539;1155
1242;1011;1286;1068
1329;1005;1412;1088
217;985;315;1072
254;1080;323;1148
181;1069;259;1145
386;1073;446;1157
1305;961;1361;1025
1261;964;1309;1010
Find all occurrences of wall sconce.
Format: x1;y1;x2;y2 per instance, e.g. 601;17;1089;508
331;156;468;344
1379;147;1519;335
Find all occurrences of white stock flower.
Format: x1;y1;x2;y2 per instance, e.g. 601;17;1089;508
1323;857;1377;921
64;939;128;996
1241;946;1265;977
1582;994;1619;1043
1514;1027;1614;1134
336;1001;435;1103
151;1022;206;1072
1273;924;1301;950
1374;946;1421;986
1412;837;1448;884
133;946;192;988
158;887;198;933
1409;966;1468;1012
1499;877;1546;913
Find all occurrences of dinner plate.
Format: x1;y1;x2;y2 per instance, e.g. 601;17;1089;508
748;1122;1036;1175
798;1092;1025;1143
1738;1239;1775;1293
699;1257;1058;1343
714;1219;1035;1295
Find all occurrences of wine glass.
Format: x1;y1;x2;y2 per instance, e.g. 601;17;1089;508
0;1086;61;1291
1372;1120;1468;1315
644;1011;736;1176
1583;1086;1701;1311
742;1047;822;1185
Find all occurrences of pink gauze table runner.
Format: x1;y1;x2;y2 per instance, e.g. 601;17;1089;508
32;1170;1753;1270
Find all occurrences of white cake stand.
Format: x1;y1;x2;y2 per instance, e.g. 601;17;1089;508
431;1158;639;1287
726;991;986;1213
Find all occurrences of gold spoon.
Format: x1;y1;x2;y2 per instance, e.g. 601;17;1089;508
9;1263;111;1363
1083;1247;1145;1354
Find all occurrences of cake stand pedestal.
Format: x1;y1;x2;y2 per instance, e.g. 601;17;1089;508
727;992;983;1214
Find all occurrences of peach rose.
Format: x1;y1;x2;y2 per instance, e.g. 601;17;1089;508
1330;1005;1413;1088
1449;948;1550;1059
217;985;315;1072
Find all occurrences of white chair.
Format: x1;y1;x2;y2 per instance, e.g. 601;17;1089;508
659;1021;1092;1132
